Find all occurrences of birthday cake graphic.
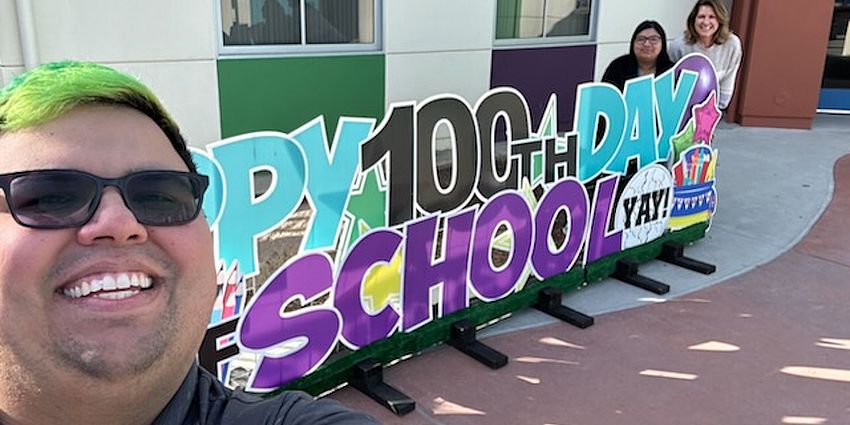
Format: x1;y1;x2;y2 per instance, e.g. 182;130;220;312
669;145;717;230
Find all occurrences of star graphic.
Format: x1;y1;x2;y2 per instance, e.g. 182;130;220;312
530;93;559;184
361;250;403;313
538;94;559;139
340;169;387;254
692;91;721;145
671;119;695;163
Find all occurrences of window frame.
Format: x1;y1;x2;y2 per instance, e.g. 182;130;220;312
492;0;599;49
216;0;384;58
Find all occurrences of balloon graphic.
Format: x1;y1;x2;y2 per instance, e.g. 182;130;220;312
674;54;719;131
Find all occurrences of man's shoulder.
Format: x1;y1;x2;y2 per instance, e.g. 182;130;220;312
199;369;380;425
159;365;380;425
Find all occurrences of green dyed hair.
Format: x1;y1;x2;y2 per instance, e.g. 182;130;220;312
0;61;196;173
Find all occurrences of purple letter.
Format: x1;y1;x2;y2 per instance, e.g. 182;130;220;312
402;210;475;331
531;178;589;279
239;253;341;391
469;192;533;301
585;175;623;263
335;230;403;349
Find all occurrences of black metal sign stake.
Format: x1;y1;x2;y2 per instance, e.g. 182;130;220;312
613;258;671;295
448;319;508;369
658;241;717;274
533;286;594;328
350;358;416;416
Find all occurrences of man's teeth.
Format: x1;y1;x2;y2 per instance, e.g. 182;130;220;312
63;273;153;299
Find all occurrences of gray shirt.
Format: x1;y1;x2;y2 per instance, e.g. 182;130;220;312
152;364;380;424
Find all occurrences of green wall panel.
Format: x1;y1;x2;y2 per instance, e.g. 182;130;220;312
217;55;385;138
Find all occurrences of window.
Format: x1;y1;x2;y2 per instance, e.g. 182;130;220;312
219;0;380;56
495;0;595;45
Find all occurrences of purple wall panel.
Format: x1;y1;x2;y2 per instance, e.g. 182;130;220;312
491;45;596;132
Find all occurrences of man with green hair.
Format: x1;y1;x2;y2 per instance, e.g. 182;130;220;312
0;61;378;425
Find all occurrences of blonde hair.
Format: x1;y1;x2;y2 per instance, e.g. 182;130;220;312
684;0;732;45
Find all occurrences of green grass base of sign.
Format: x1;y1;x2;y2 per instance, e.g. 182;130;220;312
277;223;709;396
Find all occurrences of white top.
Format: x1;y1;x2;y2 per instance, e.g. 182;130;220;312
669;33;743;109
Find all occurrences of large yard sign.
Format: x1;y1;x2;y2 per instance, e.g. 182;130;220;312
195;54;721;394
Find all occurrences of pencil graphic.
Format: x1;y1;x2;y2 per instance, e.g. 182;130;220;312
222;263;239;319
234;276;245;316
210;262;225;324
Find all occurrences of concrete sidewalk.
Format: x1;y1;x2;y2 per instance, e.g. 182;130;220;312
330;115;850;425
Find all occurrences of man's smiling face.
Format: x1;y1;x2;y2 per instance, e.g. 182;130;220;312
0;105;216;384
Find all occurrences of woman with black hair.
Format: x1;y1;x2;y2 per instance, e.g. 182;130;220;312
603;20;675;91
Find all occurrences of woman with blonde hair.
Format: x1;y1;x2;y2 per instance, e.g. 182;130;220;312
669;0;742;109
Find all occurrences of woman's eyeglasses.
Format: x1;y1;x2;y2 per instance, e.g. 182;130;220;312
635;36;662;45
0;169;209;229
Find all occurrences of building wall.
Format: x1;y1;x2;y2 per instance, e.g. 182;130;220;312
0;0;24;87
13;1;831;139
734;0;833;128
217;55;385;138
491;45;596;131
384;0;495;108
1;1;597;146
0;0;222;147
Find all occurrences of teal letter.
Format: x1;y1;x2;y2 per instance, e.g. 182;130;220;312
655;69;697;160
290;117;375;251
576;84;626;181
609;76;657;173
190;147;224;228
211;133;307;277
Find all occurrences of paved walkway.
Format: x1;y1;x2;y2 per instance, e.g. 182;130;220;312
330;115;850;425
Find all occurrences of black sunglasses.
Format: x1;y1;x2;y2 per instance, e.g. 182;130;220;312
0;169;209;229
